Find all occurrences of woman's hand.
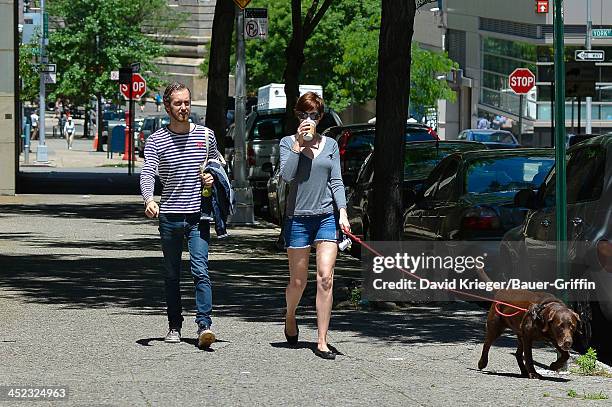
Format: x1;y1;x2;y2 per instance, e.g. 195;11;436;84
339;208;351;234
297;120;314;138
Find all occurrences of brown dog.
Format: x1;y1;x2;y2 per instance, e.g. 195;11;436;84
478;290;580;379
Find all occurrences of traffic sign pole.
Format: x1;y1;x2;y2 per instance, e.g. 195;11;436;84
586;0;592;134
553;0;568;302
36;0;49;164
230;6;256;225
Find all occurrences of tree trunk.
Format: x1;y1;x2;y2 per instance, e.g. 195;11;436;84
372;0;416;241
283;0;305;135
283;38;305;135
204;0;235;153
96;93;104;152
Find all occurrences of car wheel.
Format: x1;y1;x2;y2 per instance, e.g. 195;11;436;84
571;300;593;353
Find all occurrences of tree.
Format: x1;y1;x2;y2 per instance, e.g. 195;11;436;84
410;43;457;120
205;0;235;152
18;39;40;103
47;0;179;149
371;0;416;241
283;0;334;134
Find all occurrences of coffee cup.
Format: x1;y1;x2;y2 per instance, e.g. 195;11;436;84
301;118;316;141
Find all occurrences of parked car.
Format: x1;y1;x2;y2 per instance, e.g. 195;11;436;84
499;135;612;352
325;123;439;189
346;141;487;257
402;148;554;242
229;107;342;208
457;129;520;149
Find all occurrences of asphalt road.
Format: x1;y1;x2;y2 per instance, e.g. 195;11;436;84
0;195;610;406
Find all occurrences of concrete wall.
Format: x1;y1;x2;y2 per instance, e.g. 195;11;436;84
0;0;15;195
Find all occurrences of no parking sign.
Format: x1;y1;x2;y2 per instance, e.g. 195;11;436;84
245;8;267;40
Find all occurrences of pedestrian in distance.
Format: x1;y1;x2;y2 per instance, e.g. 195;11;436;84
278;92;351;360
140;82;218;349
155;92;163;112
30;111;39;140
64;115;76;150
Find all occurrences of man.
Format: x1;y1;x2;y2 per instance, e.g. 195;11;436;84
140;82;218;349
30;111;39;140
63;116;76;150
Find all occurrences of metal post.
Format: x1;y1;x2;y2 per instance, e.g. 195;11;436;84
571;97;575;133
230;6;256;225
129;80;134;176
577;96;581;133
36;0;48;163
553;0;568;301
518;95;523;144
585;0;592;134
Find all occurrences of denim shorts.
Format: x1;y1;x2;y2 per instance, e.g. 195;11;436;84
284;212;340;249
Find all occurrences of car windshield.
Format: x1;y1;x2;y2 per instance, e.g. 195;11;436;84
466;156;554;193
404;143;482;180
472;132;515;143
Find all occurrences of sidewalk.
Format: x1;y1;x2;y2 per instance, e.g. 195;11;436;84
0;195;610;406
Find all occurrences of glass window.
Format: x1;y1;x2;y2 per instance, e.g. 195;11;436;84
435;160;459;201
566;147;606;203
466;156;554;194
250;117;285;140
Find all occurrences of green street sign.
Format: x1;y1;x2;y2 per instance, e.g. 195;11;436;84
592;29;612;38
43;12;49;38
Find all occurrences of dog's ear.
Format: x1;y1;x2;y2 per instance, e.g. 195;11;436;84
541;308;557;333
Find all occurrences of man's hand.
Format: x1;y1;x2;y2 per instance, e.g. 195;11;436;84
145;201;159;218
200;172;214;188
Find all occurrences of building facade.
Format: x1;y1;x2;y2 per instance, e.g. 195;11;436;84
157;0;219;102
413;0;612;145
0;0;16;195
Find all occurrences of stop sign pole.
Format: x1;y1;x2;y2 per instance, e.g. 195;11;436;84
119;65;144;175
509;68;535;144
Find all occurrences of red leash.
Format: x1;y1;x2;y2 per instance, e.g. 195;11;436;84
345;231;529;315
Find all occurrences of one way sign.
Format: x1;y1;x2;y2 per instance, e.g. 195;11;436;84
575;50;605;62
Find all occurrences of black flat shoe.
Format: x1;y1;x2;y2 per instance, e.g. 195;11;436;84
314;348;336;360
284;316;299;346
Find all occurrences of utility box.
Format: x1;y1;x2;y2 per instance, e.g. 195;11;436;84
257;83;323;110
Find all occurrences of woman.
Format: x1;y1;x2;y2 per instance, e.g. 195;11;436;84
278;92;350;360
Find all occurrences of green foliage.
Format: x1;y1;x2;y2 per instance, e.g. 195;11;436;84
19;37;40;103
576;347;598;375
46;0;181;105
211;0;455;113
350;287;362;307
567;389;577;398
241;0;381;110
410;43;458;117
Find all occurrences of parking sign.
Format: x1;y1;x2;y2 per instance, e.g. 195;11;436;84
244;8;268;40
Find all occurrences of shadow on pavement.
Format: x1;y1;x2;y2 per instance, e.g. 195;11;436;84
4;203;610;362
16;171;162;195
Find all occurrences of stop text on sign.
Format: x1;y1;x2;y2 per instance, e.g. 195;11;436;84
119;73;147;100
508;68;536;95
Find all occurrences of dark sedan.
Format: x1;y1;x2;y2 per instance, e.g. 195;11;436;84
403;148;554;242
500;135;612;352
346;141;487;257
457;129;520;149
324;123;439;188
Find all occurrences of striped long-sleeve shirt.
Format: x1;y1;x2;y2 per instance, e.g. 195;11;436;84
140;124;219;214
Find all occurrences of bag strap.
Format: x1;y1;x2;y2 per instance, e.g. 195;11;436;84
204;127;211;167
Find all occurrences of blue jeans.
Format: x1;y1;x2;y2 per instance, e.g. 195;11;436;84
159;213;212;330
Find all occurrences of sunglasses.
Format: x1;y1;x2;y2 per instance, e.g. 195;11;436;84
296;111;321;121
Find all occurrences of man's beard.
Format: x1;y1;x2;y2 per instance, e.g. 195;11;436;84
170;109;190;123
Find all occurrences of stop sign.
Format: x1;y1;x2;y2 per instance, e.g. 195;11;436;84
508;68;536;95
119;73;147;100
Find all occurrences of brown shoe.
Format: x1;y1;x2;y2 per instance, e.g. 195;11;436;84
197;327;216;349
